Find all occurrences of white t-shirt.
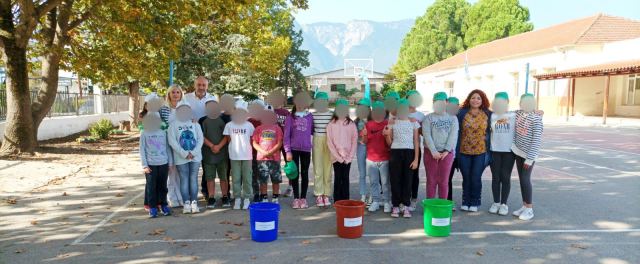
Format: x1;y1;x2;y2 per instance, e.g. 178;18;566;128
184;92;217;120
391;120;420;149
490;112;516;152
223;121;255;160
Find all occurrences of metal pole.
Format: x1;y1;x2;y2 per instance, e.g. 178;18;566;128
603;75;610;125
524;63;530;94
169;60;174;86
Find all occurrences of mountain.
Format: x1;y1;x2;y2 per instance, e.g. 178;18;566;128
297;19;414;75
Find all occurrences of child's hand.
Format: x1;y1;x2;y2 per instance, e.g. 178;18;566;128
286;153;293;161
169;165;176;173
186;152;194;160
440;151;449;160
383;125;391;136
409;159;418;169
143;167;151;174
212;144;222;153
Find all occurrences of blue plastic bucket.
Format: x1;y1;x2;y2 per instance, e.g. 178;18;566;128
248;202;281;242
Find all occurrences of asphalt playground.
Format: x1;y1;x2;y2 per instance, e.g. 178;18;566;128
5;125;640;263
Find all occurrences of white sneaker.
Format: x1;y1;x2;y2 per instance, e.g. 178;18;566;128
498;204;509;216
242;198;251;210
408;199;417;212
460;205;469;211
518;208;534;221
489;203;500;214
233;198;241;210
360;195;367;203
383;203;392;213
272;197;279;204
512;206;526;217
183;202;191;214
469;206;478;212
368;202;380;212
191;200;200;214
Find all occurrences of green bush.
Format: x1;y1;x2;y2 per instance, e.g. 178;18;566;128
89;119;114;139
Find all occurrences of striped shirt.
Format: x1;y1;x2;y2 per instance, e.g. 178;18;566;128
511;110;543;165
312;111;333;135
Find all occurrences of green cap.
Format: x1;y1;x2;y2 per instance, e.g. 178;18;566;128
397;98;409;106
372;101;385;109
385;91;400;100
335;98;349;106
521;93;534;100
447;97;459;104
315;91;329;100
433;92;448;101
495;92;509;101
407;90;420;97
283;161;298;180
357;98;371;106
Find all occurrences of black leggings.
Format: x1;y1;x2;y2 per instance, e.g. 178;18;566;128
389;149;414;207
411;148;421;199
145;164;169;207
489;151;516;204
447;159;457;201
515;155;534;204
333;162;351;201
291;150;311;199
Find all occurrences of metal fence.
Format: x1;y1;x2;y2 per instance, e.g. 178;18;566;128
0;90;145;121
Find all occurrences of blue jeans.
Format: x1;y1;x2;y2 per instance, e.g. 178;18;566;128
177;161;200;202
458;153;487;206
367;159;390;203
357;143;368;196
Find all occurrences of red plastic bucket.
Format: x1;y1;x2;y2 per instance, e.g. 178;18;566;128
334;200;365;239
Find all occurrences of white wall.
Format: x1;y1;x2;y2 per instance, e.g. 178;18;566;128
0;112;129;142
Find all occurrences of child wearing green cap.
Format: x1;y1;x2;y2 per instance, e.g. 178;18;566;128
384;98;420;218
327;99;358;202
488;92;517;216
364;101;392;213
355;98;372;205
423;92;458;199
311;91;334;207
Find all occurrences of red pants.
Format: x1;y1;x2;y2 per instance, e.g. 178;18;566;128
424;149;454;199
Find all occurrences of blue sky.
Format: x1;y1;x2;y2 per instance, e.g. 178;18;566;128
294;0;640;29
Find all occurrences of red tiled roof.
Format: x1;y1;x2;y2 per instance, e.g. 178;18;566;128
414;14;640;75
534;60;640;80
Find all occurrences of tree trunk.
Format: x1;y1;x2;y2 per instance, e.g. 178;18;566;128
0;43;36;155
128;81;140;127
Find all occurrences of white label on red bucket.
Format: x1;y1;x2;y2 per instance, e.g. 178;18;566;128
432;218;450;227
255;221;275;231
344;217;363;227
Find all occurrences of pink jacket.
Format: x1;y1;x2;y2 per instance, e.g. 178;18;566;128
326;119;358;163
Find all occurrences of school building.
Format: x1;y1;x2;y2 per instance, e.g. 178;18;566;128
305;68;387;101
413;14;640;124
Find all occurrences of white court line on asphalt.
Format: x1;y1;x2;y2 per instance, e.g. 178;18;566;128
71;191;144;245
545;140;640;156
538;153;640;176
73;228;640;245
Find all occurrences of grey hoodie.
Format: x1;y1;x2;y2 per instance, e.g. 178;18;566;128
422;112;459;155
139;129;174;169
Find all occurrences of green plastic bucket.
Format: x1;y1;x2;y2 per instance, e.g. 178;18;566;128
422;199;454;237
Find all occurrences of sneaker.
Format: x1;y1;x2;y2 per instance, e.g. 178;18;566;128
368;202;380;212
518;208;534;221
360;195;367;203
233;198;242;210
299;199;308;209
460;205;469;211
207;198;216;209
403;207;412;218
284;186;293;197
316;196;325;207
292;199;301;209
191;200;200;213
489;203;500;214
149;207;158;218
498;204;509;216
323;196;331;207
261;194;269;203
367;196;373;206
383;203;392;213
161;205;171;216
221;196;231;207
391;207;400;218
512;206;527;217
183;203;191;214
243;198;251;210
272;194;280;204
144;205;151;212
469;206;478;212
408;199;417;212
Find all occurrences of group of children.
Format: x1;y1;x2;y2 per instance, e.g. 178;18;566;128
139;87;542;221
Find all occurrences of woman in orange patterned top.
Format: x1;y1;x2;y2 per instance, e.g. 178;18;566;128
455;89;492;212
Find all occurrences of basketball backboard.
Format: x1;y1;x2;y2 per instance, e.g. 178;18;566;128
344;58;374;78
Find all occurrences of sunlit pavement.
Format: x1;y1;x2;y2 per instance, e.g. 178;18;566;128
2;125;639;263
